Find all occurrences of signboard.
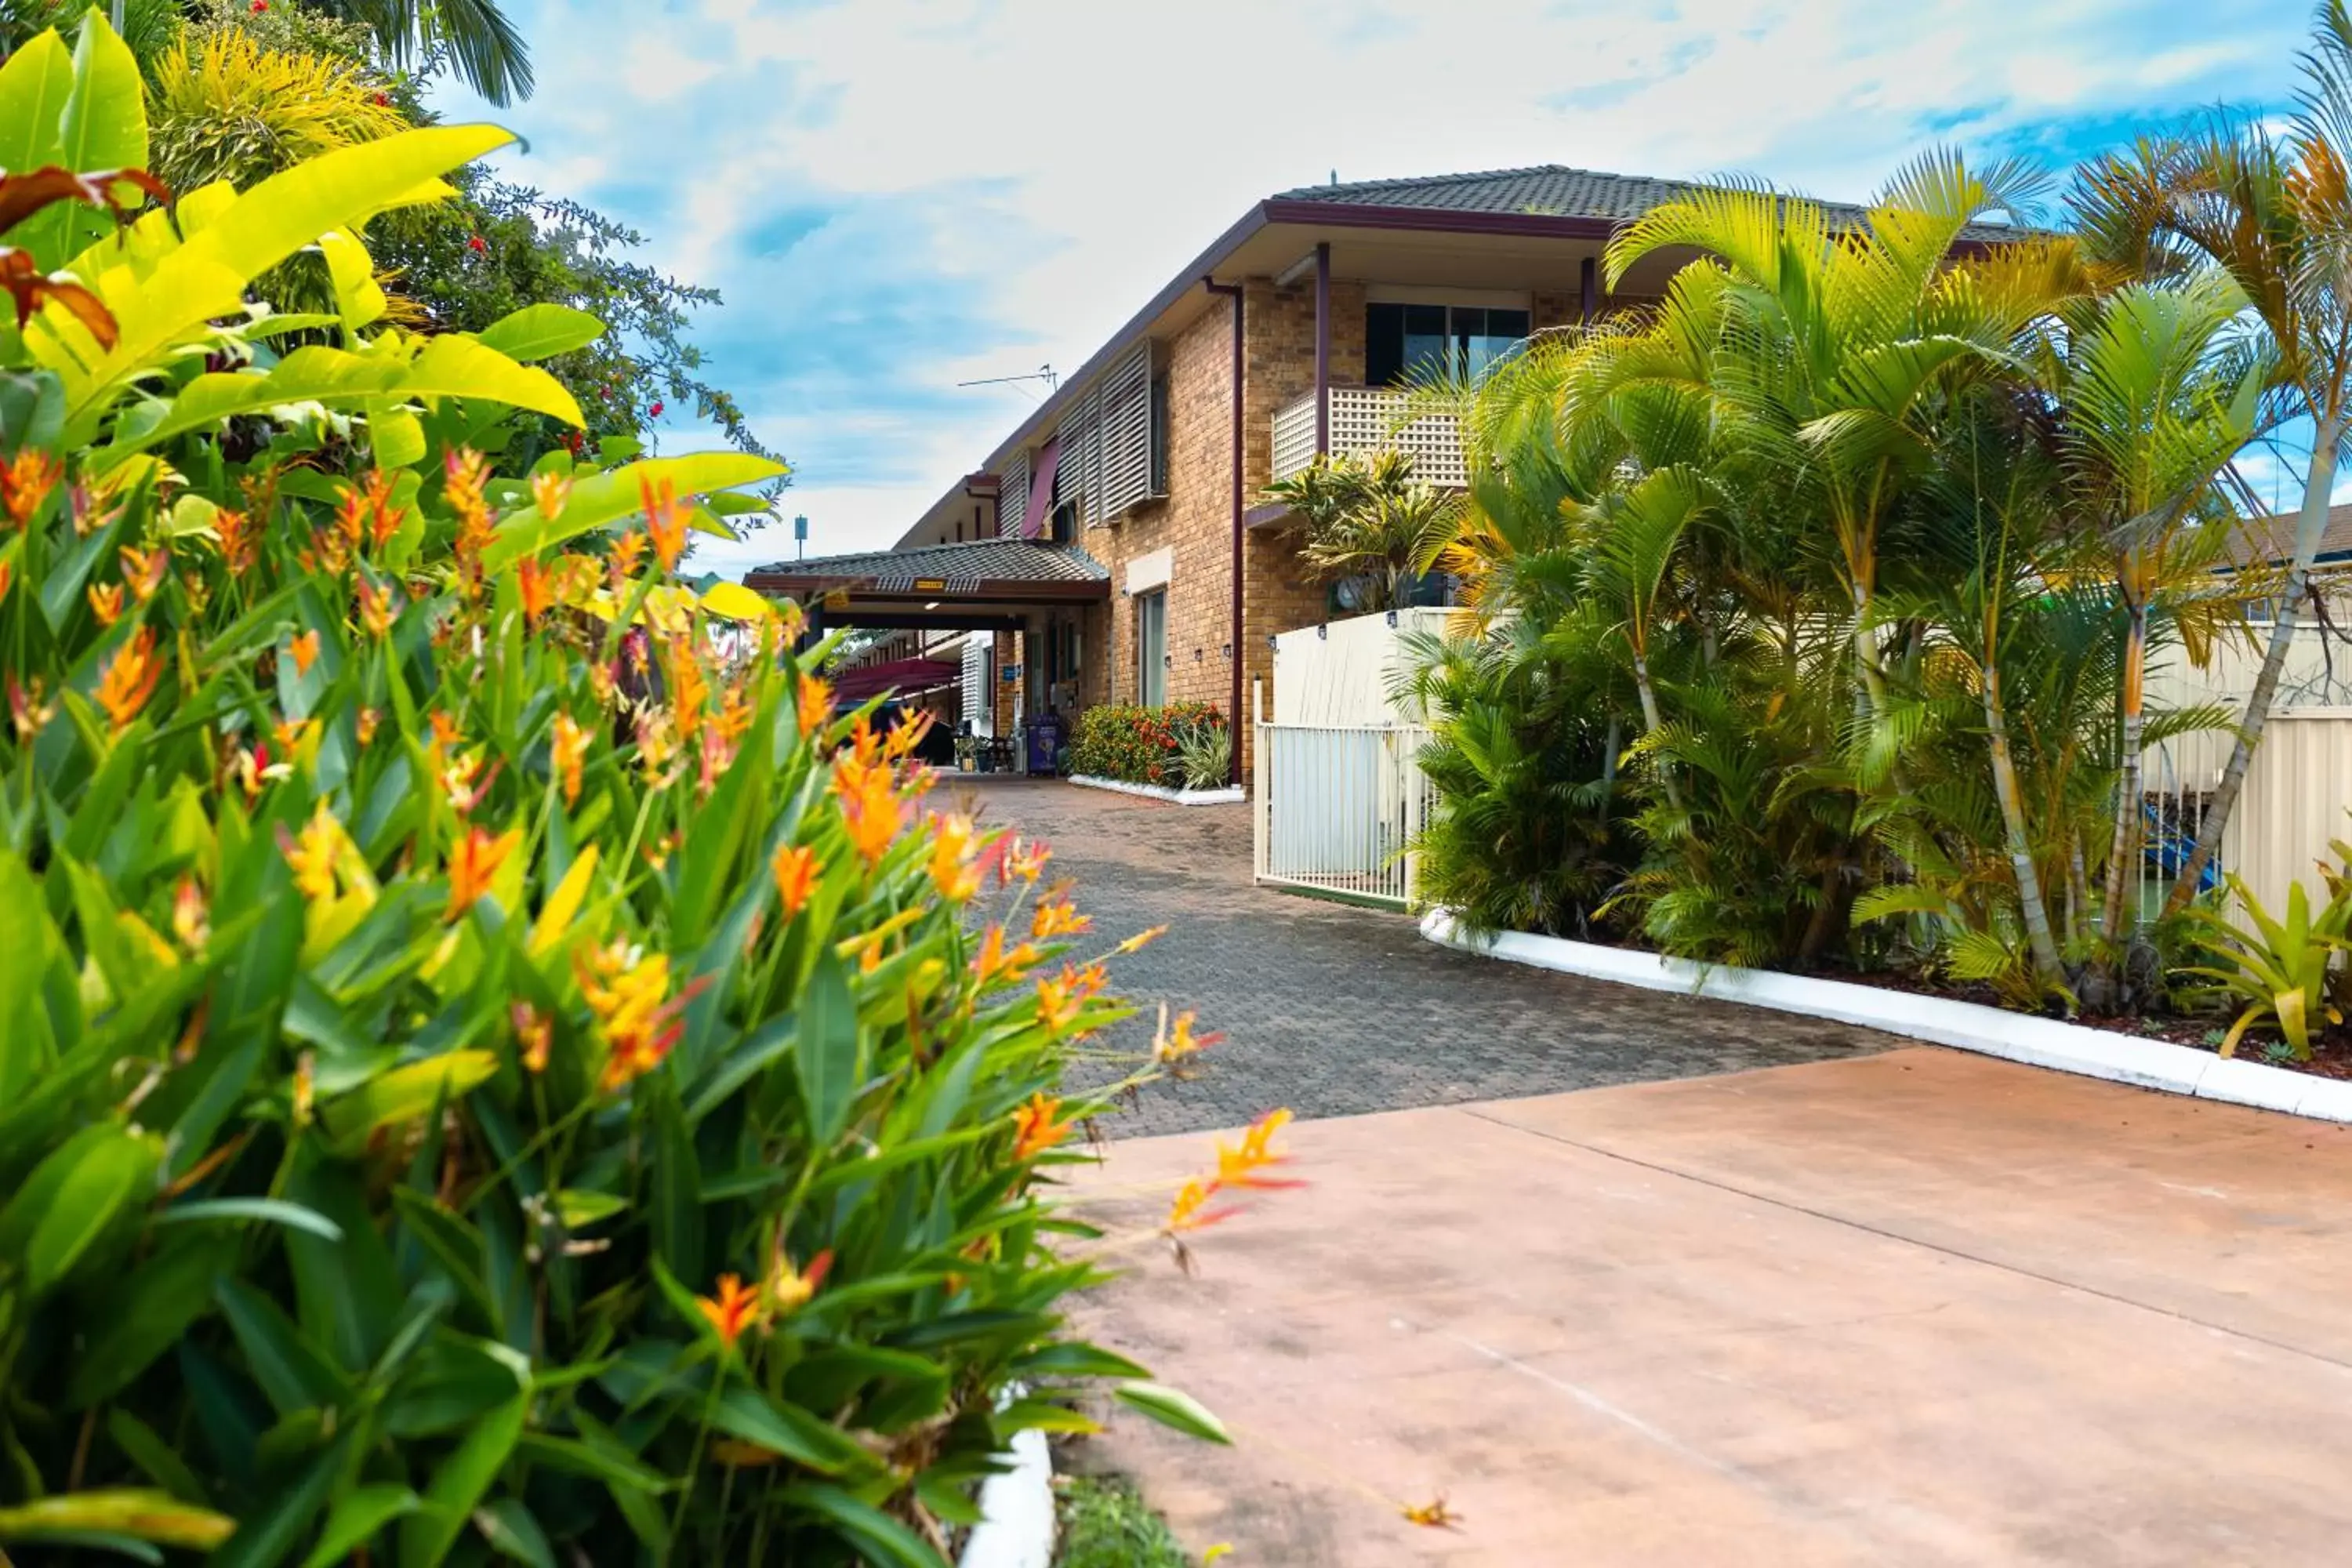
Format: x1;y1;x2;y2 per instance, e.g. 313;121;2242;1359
912;578;947;591
999;663;1022;684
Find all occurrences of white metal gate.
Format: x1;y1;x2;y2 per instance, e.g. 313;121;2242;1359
1254;710;1436;908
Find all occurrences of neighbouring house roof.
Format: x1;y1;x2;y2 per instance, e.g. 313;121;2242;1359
1271;164;2022;241
2227;503;2352;572
744;538;1109;597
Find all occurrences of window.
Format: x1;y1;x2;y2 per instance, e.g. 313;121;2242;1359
1149;369;1171;497
1365;303;1532;386
1136;590;1167;706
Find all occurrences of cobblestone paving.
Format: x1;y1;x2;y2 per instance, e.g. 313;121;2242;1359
948;777;1894;1138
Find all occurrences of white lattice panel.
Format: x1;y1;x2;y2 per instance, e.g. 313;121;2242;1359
1270;393;1318;482
1327;387;1465;488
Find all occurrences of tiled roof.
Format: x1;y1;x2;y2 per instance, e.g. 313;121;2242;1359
1272;164;2022;241
747;537;1108;592
2230;503;2352;570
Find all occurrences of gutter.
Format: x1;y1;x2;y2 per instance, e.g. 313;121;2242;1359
1203;278;1244;786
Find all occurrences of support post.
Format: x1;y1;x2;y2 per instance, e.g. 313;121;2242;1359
1580;255;1597;326
1313;241;1331;456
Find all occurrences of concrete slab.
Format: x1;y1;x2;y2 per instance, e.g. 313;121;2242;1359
1066;1047;2352;1566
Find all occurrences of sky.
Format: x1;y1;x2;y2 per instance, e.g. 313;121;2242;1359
433;0;2314;577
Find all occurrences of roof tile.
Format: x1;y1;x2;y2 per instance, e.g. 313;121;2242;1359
749;537;1108;592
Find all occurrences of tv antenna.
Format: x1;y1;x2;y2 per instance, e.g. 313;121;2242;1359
957;363;1058;395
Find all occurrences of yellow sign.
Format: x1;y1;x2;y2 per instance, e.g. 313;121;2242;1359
912;579;947;591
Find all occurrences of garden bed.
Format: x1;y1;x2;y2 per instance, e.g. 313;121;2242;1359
1421;909;2352;1123
1067;775;1245;807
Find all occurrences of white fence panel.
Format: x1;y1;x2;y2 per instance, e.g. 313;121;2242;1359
1254;717;1435;909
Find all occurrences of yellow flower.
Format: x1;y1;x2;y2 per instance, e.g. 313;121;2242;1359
1214;1109;1301;1191
641;475;689;573
551;712;590;806
767;1243;833;1315
171;875;209;950
927;813;982;902
532;470;571;519
1012;1093;1070;1161
611;528;650;582
281;800;342;901
1153;1009;1221;1071
356;575;397;637
996;834;1051;886
971;924;1040;988
512;1002;552;1073
577;939;704;1091
1164;1176;1236;1236
87;580;124;626
445;825;521;921
96;628;162;732
1030;894;1090;941
119;545;167;602
2;448;60;526
1114;925;1169;955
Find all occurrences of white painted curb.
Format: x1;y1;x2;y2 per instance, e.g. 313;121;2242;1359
1065;774;1245;807
1420;907;2352;1125
958;1425;1054;1568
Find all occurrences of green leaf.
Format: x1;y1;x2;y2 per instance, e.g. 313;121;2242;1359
320;227;386;330
470;1499;553;1568
320;1051;498;1152
66;1236;234;1409
215;1277;350;1414
0;1119;158;1298
480;452;789;569
0;32;72;177
1114;1382;1232;1445
648;1077;703;1287
210;1433;353;1568
780;1484;939;1568
154;1197;344;1242
1011;1340;1152;1382
17;10;146;268
0;849;60;1102
0;1490;233;1554
105;1411;209;1504
299;1486;420;1568
511;1434;665;1495
708;1386;868;1476
397;1391;527;1568
399;334;583;426
794;949;862;1146
475;303;604;362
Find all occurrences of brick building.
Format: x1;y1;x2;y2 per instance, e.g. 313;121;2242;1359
744;165;1996;781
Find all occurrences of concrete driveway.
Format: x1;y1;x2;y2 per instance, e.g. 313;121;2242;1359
1067;1047;2352;1566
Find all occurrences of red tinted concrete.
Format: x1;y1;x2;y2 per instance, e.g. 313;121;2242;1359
1065;1048;2352;1566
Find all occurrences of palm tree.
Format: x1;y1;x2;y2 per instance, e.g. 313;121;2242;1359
321;0;534;104
1272;451;1461;611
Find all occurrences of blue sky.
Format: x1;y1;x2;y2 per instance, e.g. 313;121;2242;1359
434;0;2313;574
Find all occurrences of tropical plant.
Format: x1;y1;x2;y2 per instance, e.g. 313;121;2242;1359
0;18;1258;1563
2182;874;2352;1057
1266;450;1457;611
146;21;407;193
1066;702;1222;786
317;0;534;104
1173;713;1232;790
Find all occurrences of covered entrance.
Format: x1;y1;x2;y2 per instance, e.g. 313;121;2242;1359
742;538;1110;772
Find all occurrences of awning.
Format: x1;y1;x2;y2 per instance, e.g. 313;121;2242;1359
832;657;963;705
1021;438;1061;540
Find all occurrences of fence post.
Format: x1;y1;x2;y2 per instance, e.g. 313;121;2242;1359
1252;679;1267;885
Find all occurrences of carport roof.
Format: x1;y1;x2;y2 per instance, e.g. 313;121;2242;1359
742;538;1109;600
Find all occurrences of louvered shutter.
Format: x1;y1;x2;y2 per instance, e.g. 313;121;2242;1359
960;637;990;735
997;450;1028;539
1056;392;1102;530
1098;342;1152;519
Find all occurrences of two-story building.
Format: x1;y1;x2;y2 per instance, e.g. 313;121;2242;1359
744;164;1965;780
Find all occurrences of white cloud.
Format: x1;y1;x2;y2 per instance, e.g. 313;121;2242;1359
442;0;2308;561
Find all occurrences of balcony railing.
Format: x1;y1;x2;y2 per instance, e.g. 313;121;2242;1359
1268;387;1467;489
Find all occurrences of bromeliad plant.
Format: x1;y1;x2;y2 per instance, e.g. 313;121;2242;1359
0;14;1258;1566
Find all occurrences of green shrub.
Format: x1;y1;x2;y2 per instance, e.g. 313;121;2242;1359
0;18;1239;1564
1066;703;1222;786
1055;1475;1191;1568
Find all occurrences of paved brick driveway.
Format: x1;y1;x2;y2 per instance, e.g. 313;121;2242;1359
950;778;1889;1136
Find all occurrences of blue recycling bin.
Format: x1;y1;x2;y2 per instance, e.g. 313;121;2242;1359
1024;715;1062;776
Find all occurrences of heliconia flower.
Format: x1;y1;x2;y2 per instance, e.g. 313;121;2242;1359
1034;960;1106;1035
1115;925;1169;956
884;709;932;761
588;659;619;706
292;1051;315;1127
531;470;571;519
0;562;11;604
641;475;688;573
445;824;521;920
429;710;464;753
766;1240;832;1314
439;749;500;816
172;875;209;950
8;674;52;741
212;508;256;574
119;545;167;601
2;448;60;527
611;528;649;583
1030;894;1089;941
926;813;981;902
1012;1092;1070;1160
833;752;903;868
696;1273;761;1348
1214;1108;1301;1191
288;629;320;677
372;90;391;107
516;557;555;624
972;923;1040;988
511;1001;552;1073
280;800;342;902
272;716;315;756
991;834;1051;887
1164;1175;1240;1236
577;938;700;1091
87;580;124;626
795;671;833;739
357;707;379;746
551;712;589;805
356;575;395;637
771;841;819;916
1401;1498;1464;1531
96;627;161;732
1153;1009;1222;1070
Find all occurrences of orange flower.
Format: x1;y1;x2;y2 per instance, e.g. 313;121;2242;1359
512;1002;551;1073
795;671;833;739
445;448;495;598
1164;1175;1239;1235
440;749;499;816
1012;1092;1071;1160
767;1242;833;1314
771;842;820;916
429;710;463;753
96;628;161;731
172;875;210;949
2;448;60;526
696;1273;761;1347
1035;960;1107;1034
1030;894;1089;941
532;470;571;519
551;713;589;806
213;508;256;574
0;561;10;604
87;581;124;626
972;923;1040;988
356;575;396;637
517;557;554;623
996;834;1051;886
119;545;168;602
610;528;649;582
9;674;52;740
1154;1009;1222;1072
1402;1497;1464;1531
357;706;380;746
273;716;315;754
445;825;521;920
927;813;981;902
884;708;931;761
1115;925;1169;955
288;630;320;677
835;755;903;868
577;939;700;1091
1214;1109;1301;1191
641;475;688;573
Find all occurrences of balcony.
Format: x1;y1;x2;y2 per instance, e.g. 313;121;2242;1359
1269;387;1466;489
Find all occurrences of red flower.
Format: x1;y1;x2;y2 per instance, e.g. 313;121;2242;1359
466;234;487;253
372;91;392;106
649;400;664;418
249;0;266;10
